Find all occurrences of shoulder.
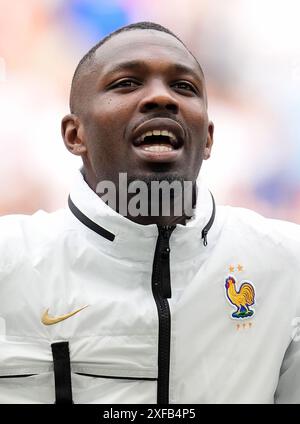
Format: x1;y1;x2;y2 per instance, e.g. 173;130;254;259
218;205;300;253
0;209;70;267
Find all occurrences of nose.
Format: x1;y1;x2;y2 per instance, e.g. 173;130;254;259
139;80;179;114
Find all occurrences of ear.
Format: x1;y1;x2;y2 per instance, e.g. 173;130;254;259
61;114;87;156
203;120;214;160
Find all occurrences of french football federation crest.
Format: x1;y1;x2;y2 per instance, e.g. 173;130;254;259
225;275;255;319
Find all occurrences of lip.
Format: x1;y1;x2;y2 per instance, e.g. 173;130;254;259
131;117;185;163
132;117;185;148
132;144;183;163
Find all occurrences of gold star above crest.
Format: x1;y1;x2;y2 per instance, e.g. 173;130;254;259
235;322;252;330
229;265;235;273
237;264;244;272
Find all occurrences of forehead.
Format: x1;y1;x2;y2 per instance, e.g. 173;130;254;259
93;29;202;77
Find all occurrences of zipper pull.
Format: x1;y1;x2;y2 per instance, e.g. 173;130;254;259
160;225;175;239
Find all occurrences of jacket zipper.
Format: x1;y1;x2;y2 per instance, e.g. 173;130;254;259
152;224;175;404
201;192;216;246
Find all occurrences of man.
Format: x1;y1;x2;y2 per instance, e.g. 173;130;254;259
0;21;300;404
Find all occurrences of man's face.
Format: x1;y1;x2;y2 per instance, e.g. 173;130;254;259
66;29;213;190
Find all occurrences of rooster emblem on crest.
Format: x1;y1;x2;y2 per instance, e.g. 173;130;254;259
225;276;255;319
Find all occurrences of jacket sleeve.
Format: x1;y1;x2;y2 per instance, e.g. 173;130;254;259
271;219;300;403
274;330;300;403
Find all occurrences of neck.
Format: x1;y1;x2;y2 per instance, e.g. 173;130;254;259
114;187;196;226
82;167;197;227
124;212;189;226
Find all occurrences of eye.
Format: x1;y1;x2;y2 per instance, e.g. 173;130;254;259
109;79;141;89
172;81;197;94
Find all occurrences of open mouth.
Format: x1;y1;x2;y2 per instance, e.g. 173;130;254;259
131;118;185;163
133;129;182;152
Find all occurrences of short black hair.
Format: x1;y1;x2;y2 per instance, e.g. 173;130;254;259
69;21;204;114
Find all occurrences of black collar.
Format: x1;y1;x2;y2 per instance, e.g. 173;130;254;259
68;192;216;247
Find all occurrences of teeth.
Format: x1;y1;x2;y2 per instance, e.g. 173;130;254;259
143;145;174;152
138;130;177;142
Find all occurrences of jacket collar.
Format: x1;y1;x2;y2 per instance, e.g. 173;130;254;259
68;170;216;261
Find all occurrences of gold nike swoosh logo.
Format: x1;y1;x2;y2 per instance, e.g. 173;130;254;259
41;305;88;326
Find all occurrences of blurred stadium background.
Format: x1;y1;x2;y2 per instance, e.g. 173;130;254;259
0;0;300;223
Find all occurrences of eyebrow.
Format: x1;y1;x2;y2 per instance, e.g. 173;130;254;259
102;60;203;83
103;60;147;74
171;64;203;81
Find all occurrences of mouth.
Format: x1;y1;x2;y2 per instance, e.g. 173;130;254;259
131;118;184;163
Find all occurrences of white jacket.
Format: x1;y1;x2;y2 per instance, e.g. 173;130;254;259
0;170;300;404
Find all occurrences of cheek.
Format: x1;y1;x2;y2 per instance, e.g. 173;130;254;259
190;109;208;133
182;101;208;137
88;97;135;151
93;95;133;125
83;100;133;167
84;102;122;143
